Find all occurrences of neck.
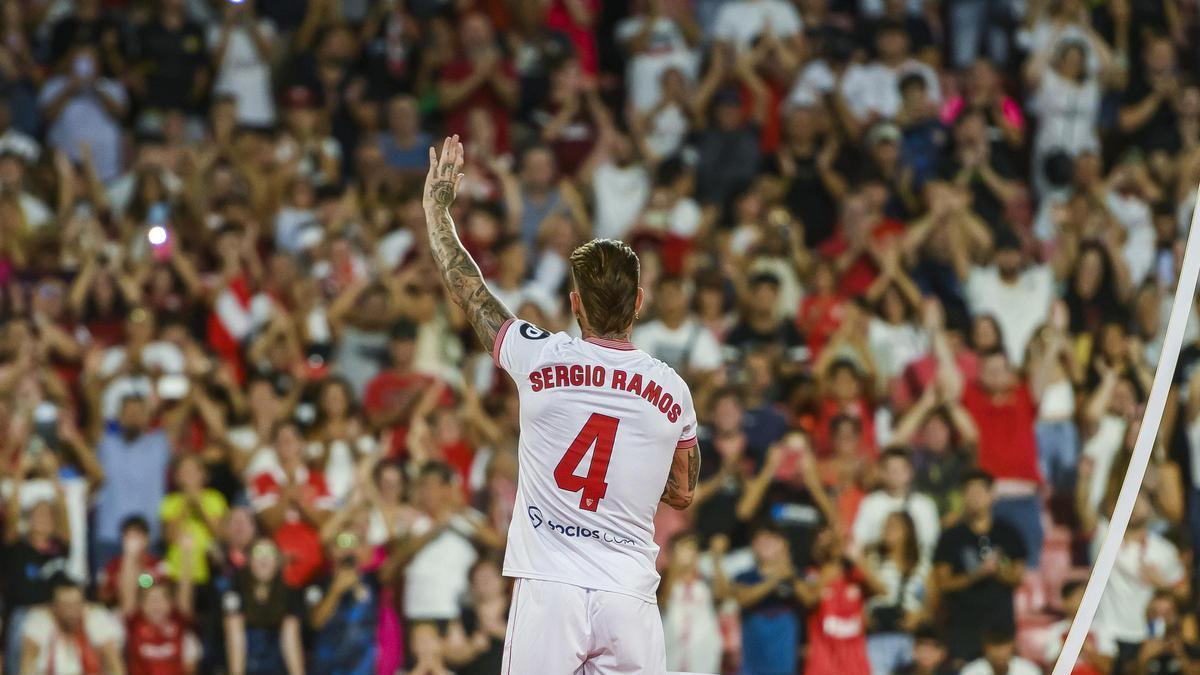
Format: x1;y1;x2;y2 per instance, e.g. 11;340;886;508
584;328;633;343
968;511;992;531
748;311;774;329
661;312;685;329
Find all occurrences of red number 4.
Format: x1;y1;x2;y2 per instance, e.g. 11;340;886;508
554;413;620;511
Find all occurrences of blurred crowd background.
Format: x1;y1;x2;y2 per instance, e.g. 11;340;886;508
2;0;1200;673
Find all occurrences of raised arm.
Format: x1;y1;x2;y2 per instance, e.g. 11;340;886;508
423;136;514;349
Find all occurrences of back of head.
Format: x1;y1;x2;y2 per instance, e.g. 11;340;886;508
569;239;640;336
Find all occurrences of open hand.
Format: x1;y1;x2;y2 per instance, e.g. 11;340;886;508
423;135;465;212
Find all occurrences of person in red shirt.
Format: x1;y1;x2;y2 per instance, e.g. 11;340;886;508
97;517;166;608
941;344;1051;568
438;13;519;155
119;530;200;675
799;527;882;675
892;299;979;412
543;0;598;76
797;259;848;360
818;189;906;297
813;349;878;458
250;421;334;587
364;320;454;458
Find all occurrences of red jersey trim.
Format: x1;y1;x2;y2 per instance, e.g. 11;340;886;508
584;336;636;351
493;317;516;368
677;436;698;449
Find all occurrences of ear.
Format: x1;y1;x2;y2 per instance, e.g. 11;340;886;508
569;290;587;328
635;287;645;317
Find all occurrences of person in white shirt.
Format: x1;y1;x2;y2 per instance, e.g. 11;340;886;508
712;0;803;51
615;2;700;112
1079;467;1187;656
387;463;500;622
659;532;722;674
97;309;187;421
1042;580;1117;673
208;0;276;127
1024;32;1120;195
634;276;723;377
852;449;941;558
422;138;700;674
582;131;651;241
963;231;1055;367
19;580;125;675
959;628;1041;675
1103;166;1158;288
838;22;941;122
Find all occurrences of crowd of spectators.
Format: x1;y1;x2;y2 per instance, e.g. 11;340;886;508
2;0;1200;673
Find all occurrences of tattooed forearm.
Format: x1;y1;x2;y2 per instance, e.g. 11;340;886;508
426;206;513;348
423;137;513;349
687;445;700;492
661;445;699;510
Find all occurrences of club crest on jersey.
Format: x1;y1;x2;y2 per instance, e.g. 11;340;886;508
519;323;550;340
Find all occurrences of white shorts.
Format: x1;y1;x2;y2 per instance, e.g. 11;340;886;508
501;577;667;675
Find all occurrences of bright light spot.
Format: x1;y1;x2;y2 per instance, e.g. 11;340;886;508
147;226;167;246
138;573;154;589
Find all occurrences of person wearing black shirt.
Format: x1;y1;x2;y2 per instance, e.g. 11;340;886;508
769;105;855;248
736;432;838;569
897;623;957;675
46;0;125;76
222;539;306;675
725;272;805;363
444;559;508;675
1118;36;1182;155
2;456;72;673
694;45;766;210
693;388;767;549
932;470;1026;665
131;0;209;115
937;108;1019;235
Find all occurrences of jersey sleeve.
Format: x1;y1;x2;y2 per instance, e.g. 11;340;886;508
677;383;698;449
493;318;554;376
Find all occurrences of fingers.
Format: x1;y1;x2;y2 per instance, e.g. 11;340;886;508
429;136;465;183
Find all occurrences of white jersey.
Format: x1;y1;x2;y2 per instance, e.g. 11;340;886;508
494;319;698;603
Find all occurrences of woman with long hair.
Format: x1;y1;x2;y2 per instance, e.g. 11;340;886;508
865;511;930;675
221;539;305;675
308;377;379;503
